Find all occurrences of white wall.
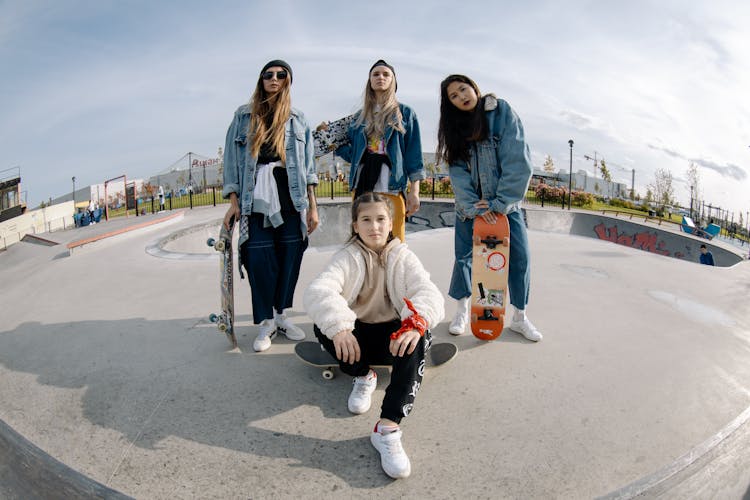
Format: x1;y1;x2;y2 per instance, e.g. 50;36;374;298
0;201;74;249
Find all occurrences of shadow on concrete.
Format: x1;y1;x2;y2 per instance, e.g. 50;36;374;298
0;316;488;491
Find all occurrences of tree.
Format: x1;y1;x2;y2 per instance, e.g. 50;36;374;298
649;168;674;209
543;155;555;173
599;159;612;198
686;161;701;216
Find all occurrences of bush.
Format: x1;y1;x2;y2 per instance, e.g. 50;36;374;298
572;191;594;207
535;183;567;204
419;177;454;196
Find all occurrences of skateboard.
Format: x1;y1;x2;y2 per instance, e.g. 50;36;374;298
470;215;510;341
295;340;457;380
207;220;239;350
312;114;355;158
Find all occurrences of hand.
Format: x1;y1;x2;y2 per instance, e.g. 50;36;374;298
307;206;319;234
224;197;240;230
474;200;498;224
405;190;420;217
390;329;421;357
332;330;360;364
316;121;329;132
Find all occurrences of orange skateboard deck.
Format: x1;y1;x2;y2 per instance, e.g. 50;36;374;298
470;216;510;341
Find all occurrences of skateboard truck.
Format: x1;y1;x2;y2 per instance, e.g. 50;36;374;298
480;235;501;249
478;308;499;321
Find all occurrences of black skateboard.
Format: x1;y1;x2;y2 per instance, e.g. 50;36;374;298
295;340;457;380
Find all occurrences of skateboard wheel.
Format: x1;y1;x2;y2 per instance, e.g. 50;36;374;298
207;238;215;247
214;240;225;252
218;322;227;332
322;369;334;380
209;313;218;323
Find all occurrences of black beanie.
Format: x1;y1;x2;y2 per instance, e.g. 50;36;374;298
261;59;293;83
369;59;397;91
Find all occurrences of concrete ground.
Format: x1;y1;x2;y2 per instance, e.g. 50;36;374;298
1;204;749;499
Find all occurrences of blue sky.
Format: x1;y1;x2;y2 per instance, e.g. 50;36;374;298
2;0;749;220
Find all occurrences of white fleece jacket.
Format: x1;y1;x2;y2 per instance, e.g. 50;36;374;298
303;240;445;339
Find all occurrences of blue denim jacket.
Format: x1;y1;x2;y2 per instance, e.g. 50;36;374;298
335;103;425;193
449;96;532;220
222;104;318;242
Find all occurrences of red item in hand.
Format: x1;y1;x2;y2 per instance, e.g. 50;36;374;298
391;298;428;340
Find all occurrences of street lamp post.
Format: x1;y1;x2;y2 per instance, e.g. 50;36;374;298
690;185;694;220
568;140;574;210
72;176;76;204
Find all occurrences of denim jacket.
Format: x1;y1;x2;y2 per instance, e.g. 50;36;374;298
449;95;532;220
335;103;425;193
222;104;318;243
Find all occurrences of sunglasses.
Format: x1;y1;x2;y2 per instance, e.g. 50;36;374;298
262;70;288;80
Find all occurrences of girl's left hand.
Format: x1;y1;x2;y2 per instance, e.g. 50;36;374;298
390;329;421;357
474;199;498;224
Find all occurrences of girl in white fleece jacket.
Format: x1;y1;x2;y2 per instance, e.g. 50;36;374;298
303;192;444;479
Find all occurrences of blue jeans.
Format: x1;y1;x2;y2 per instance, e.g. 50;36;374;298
448;210;530;309
241;212;307;324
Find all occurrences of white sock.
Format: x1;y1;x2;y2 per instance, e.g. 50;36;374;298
456;297;469;315
513;308;527;323
376;421;399;434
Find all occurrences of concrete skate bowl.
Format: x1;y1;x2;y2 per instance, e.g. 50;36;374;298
0;418;131;499
151;201;458;256
525;208;744;267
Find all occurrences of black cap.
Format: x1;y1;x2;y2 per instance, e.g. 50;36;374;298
369;59;397;91
261;59;292;83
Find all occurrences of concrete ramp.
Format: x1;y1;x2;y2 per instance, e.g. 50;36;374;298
525;208;743;267
0;418;131;499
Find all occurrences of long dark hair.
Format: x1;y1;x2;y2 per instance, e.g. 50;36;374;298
349;192;395;243
436;74;488;165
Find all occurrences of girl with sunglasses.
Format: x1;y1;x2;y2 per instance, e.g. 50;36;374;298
437;74;542;342
331;59;425;241
222;59;319;352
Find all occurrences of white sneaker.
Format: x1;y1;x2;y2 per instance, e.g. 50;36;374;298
370;426;411;479
253;319;277;352
448;310;468;336
274;312;306;341
509;318;543;342
348;370;377;414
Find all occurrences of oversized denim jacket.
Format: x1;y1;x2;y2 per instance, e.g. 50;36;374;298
222;104;318;244
449;95;532;220
335;103;425;193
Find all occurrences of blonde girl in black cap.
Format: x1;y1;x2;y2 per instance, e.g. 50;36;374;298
326;59;425;241
222;59;319;352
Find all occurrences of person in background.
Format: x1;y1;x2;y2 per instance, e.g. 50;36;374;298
699;244;715;266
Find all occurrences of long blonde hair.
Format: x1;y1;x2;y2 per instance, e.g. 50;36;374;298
356;69;405;139
249;76;291;163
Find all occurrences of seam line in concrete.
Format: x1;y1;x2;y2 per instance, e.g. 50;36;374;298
599;404;750;499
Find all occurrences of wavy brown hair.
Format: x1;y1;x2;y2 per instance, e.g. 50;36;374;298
356;67;404;139
248;71;291;163
436;74;488;165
